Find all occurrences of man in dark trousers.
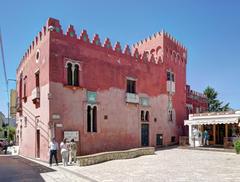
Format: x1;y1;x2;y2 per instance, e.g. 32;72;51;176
49;138;59;167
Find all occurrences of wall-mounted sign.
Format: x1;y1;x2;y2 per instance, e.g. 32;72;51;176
64;131;79;141
52;114;61;120
87;91;97;103
140;97;150;106
56;123;63;128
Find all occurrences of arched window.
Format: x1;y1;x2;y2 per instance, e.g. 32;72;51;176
141;110;144;121
145;111;149;122
168;110;173;121
74;64;79;86
93;106;97;132
87;106;91;132
67;63;73;85
87;105;97;132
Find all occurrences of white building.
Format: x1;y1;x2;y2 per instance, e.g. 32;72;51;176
184;110;240;147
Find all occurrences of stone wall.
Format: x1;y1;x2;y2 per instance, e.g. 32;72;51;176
76;147;155;166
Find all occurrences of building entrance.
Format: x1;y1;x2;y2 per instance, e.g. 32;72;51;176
216;124;225;145
36;129;40;158
141;124;149;146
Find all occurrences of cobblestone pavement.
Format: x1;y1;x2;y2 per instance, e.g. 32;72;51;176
2;149;240;182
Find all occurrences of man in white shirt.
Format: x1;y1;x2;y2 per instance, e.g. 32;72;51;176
49;138;59;166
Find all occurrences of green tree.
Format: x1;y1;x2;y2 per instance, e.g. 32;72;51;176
204;86;230;112
6;126;16;142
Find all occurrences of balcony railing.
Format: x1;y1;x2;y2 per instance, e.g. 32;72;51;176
126;93;139;104
31;87;40;101
167;81;175;93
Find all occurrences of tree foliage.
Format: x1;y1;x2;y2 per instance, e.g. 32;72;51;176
7;126;16;142
204;86;230;112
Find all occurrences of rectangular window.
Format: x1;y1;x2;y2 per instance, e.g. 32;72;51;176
167;71;175;82
19;74;23;100
171;136;176;143
167;72;171;81
23;76;27;101
35;71;40;87
171;74;174;82
127;80;136;93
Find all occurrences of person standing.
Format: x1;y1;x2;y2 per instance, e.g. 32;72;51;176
49;138;59;167
60;138;69;166
203;130;209;146
69;139;77;164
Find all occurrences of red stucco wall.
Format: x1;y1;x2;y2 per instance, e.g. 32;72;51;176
16;18;192;161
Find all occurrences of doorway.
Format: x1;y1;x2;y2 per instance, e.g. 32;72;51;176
141;124;149;146
216;124;225;145
36;129;40;158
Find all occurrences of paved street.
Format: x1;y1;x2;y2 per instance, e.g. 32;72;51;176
0;155;90;182
65;148;240;182
1;149;240;182
0;155;54;182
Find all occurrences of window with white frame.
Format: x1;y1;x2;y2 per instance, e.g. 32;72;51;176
66;61;80;86
126;79;136;93
167;71;174;82
168;110;173;121
87;105;97;132
140;110;150;122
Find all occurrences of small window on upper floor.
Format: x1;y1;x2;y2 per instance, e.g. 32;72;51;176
171;74;174;82
167;72;171;81
145;111;149;122
23;76;27;102
36;49;40;63
35;71;40;88
66;62;80;86
167;71;174;82
127;79;136;94
168;110;173;121
73;64;79;86
141;110;144;121
67;63;73;85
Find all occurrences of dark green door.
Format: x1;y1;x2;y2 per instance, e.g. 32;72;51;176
216;124;225;145
141;124;149;146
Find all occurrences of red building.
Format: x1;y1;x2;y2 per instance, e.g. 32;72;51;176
16;18;200;161
186;84;208;116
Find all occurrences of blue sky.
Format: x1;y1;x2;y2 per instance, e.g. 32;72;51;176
0;0;240;116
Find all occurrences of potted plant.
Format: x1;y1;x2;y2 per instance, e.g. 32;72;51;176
234;139;240;154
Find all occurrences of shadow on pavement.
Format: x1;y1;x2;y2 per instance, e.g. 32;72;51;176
0;155;55;182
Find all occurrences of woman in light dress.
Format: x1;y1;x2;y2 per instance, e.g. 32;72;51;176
60;138;69;166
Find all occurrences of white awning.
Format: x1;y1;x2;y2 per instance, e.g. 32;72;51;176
184;117;239;126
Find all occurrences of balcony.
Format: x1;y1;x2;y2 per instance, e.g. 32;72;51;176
126;93;139;104
167;81;175;94
31;87;40;101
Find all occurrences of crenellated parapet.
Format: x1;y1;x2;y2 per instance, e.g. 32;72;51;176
17;19;49;73
17;18;188;74
161;30;187;52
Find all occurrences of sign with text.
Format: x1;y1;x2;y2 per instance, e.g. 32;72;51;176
64;131;79;141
